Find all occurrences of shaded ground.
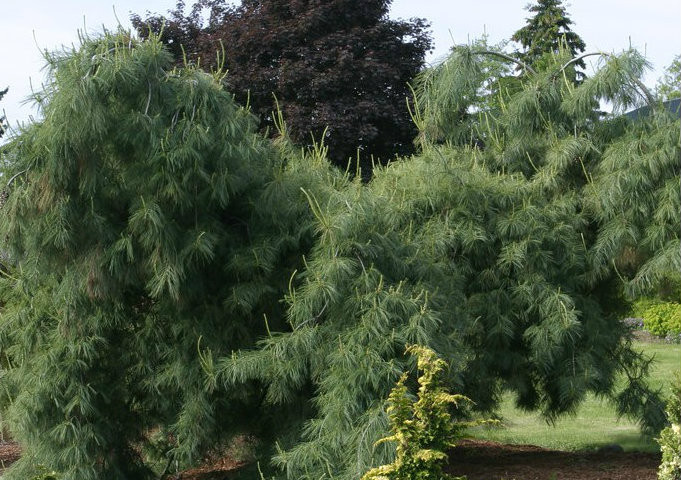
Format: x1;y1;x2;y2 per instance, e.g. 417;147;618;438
0;439;660;479
179;456;246;480
447;440;660;480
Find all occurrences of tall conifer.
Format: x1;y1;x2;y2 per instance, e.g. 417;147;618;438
512;0;586;77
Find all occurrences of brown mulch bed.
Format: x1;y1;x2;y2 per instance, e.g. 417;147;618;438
176;456;246;480
0;439;661;479
632;330;666;344
447;439;660;480
0;441;21;470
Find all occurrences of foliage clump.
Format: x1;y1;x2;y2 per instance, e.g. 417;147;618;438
633;301;681;337
362;345;471;480
30;467;60;480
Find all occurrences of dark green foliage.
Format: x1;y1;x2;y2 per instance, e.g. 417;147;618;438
511;0;586;78
132;0;432;175
362;345;470;480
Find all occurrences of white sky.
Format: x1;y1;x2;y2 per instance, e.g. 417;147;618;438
1;0;679;132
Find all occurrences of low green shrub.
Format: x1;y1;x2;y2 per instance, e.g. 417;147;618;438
633;300;681;337
658;373;681;480
362;345;473;480
632;298;659;318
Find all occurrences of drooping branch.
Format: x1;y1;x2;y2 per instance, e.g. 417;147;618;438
556;51;656;105
556;52;605;75
473;50;537;75
5;169;27;189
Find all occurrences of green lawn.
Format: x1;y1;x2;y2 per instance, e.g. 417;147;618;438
469;341;681;452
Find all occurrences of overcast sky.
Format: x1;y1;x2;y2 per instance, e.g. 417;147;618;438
1;0;679;132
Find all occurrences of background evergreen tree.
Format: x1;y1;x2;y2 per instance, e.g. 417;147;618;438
132;0;432;176
511;0;586;77
656;54;681;100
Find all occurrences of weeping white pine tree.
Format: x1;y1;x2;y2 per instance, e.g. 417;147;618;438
0;31;337;479
408;44;679;432
0;30;678;480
